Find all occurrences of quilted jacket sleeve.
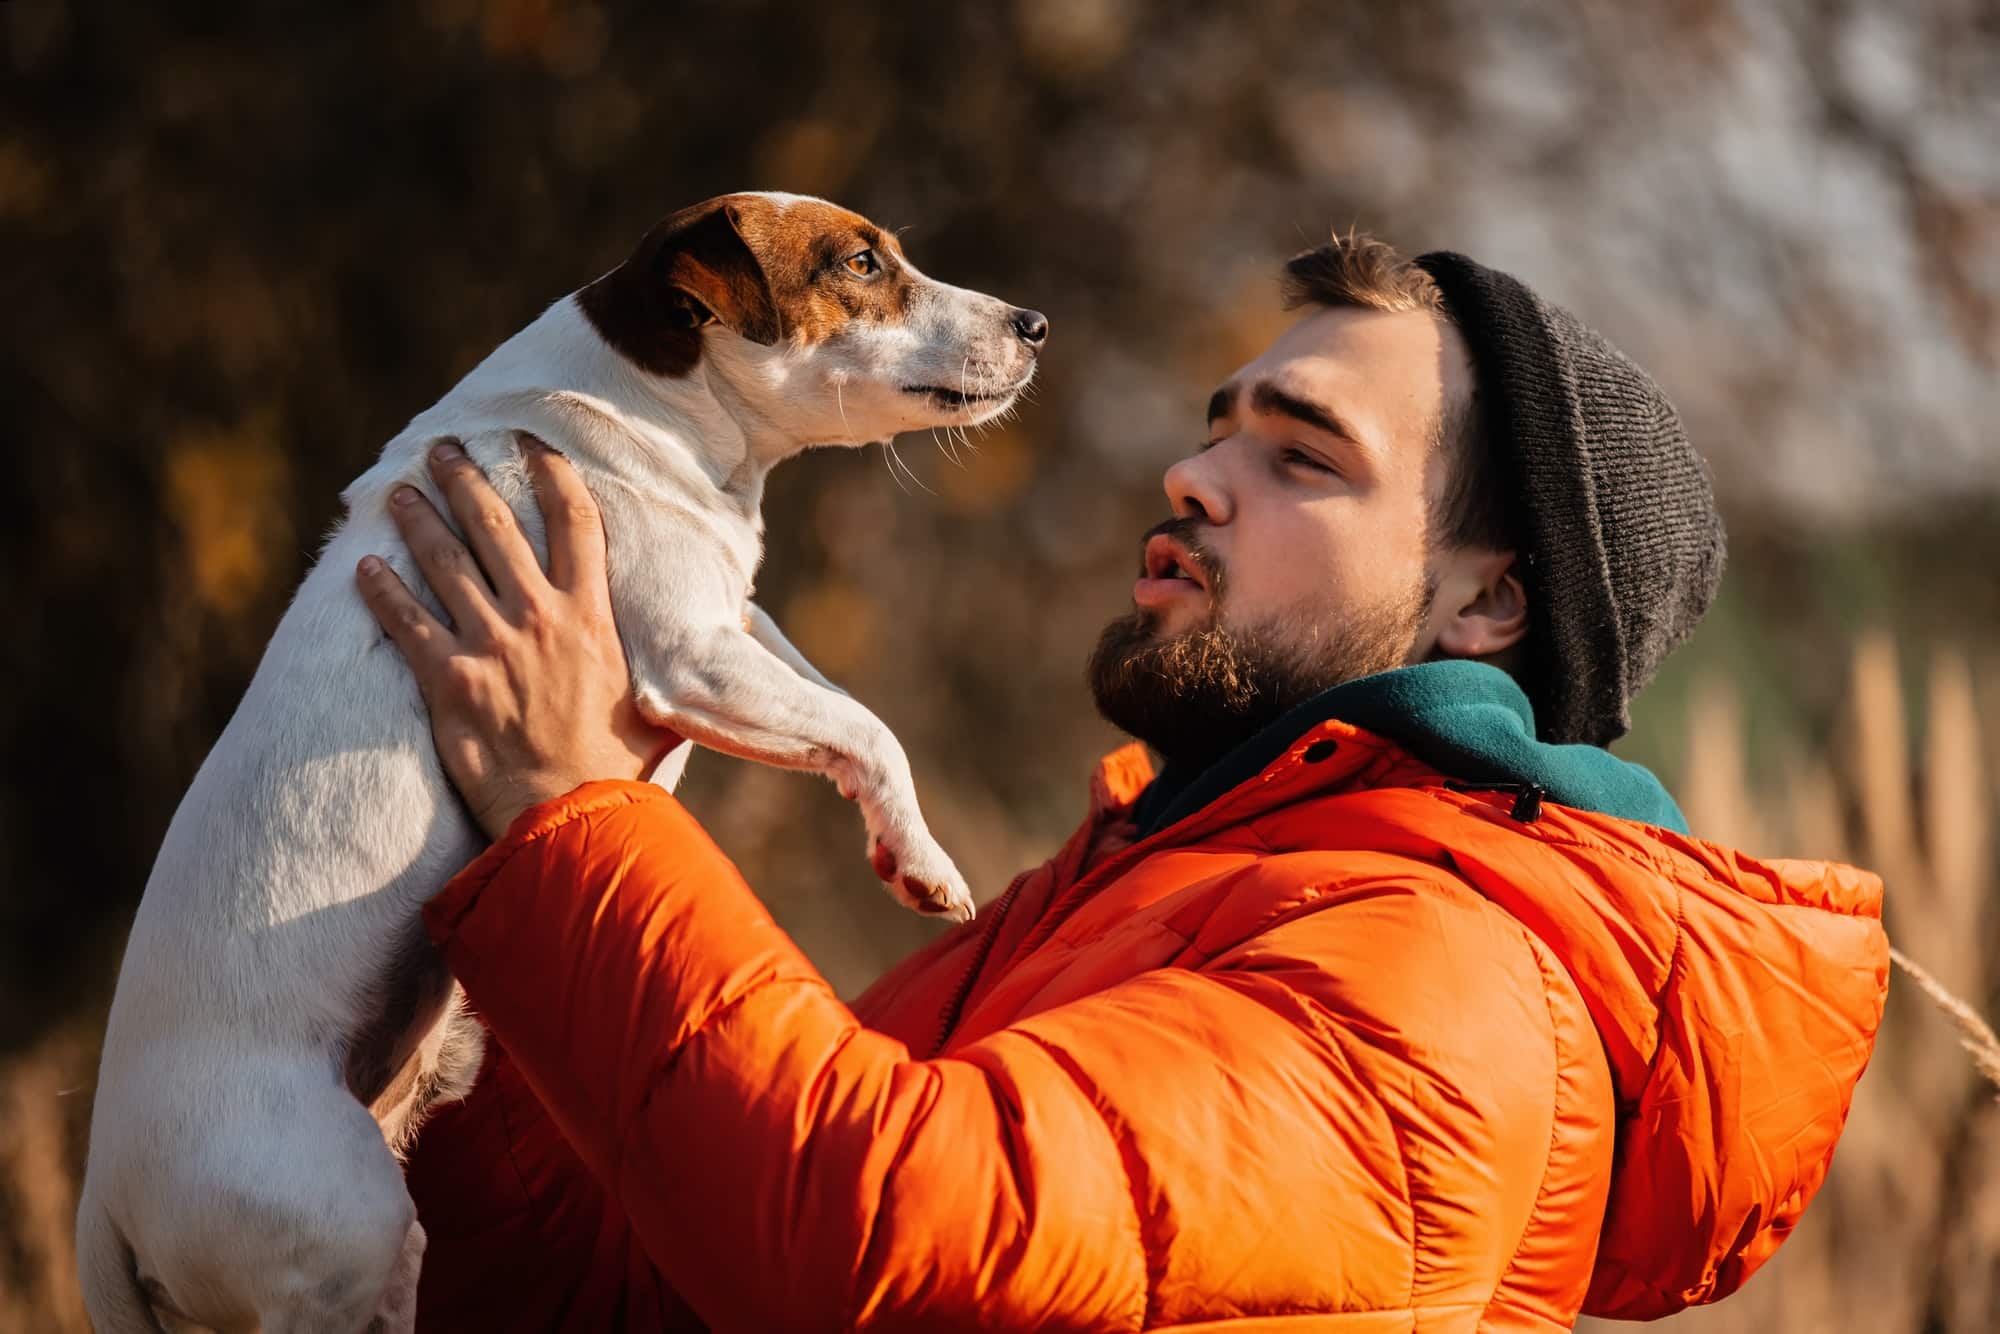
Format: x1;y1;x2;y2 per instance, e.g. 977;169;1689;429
404;1035;704;1333
423;779;1564;1331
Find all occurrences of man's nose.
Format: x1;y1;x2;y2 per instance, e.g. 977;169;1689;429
1163;451;1231;524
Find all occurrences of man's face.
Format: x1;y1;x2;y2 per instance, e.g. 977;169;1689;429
1091;303;1481;769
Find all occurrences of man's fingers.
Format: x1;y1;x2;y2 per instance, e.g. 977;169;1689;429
386;480;499;636
428;439;542;609
355;553;452;665
521;436;608;598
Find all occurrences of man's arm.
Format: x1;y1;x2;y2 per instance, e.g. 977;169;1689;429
422;780;1562;1330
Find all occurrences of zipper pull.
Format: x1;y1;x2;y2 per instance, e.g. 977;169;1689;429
1509;783;1545;823
1443;779;1546;823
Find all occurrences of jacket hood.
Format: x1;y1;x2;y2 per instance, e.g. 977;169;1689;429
1123;661;1889;1315
1435;790;1889;1317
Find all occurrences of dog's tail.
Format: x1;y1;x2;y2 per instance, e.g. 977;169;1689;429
75;1199;170;1334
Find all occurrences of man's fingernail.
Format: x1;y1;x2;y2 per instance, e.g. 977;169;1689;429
431;440;463;461
393;486;421;506
358;555;383;575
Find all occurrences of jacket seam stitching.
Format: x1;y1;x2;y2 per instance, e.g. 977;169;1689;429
440;787;666;926
1471;818;1685;883
1650;879;1691;1089
490;1052;543;1225
524;785;661;835
1595;883;1691;1307
616;973;830;1182
1015;1028;1154;1332
1199;968;1420;1291
1469;809;1805;914
1462;811;1865;920
1223;870;1454;954
1477;925;1567;1330
493;785;665;867
844;1056;944;1331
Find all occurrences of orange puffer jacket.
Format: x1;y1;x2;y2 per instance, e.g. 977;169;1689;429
408;722;1888;1332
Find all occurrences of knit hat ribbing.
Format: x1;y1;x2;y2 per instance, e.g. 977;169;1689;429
1412;251;1726;747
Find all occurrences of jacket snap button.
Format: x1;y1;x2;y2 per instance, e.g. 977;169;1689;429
1302;740;1338;763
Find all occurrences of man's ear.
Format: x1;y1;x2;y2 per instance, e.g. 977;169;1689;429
1429;549;1528;661
655;203;782;346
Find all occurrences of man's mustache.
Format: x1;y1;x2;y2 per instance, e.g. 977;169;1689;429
1142;516;1227;598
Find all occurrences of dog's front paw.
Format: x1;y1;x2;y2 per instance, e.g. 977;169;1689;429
868;833;975;924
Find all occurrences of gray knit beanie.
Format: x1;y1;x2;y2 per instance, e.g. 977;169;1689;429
1412;252;1726;748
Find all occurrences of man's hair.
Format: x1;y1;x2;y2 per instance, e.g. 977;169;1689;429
1280;233;1517;555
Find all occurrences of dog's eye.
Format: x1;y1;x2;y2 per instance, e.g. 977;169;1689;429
844;248;880;277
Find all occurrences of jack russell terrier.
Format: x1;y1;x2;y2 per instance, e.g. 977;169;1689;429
78;192;1046;1334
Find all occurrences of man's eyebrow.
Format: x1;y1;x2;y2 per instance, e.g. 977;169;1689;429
1205;386;1235;425
1250;382;1367;448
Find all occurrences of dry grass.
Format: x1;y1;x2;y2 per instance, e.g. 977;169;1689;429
4;635;1994;1331
0;1022;93;1334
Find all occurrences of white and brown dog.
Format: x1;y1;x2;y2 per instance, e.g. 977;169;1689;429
77;192;1044;1333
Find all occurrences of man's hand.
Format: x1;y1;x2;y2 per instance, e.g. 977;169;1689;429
357;437;682;842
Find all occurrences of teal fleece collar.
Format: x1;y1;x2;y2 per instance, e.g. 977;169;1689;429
1130;660;1688;837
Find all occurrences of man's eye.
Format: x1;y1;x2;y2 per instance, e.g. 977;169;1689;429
844;249;880;277
1282;447;1335;473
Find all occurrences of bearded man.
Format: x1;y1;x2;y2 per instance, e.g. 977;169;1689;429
357;236;1889;1332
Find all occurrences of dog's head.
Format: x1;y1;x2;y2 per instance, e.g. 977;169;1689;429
579;192;1044;449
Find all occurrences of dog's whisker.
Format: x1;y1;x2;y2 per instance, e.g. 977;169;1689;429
941;355;976;467
888;441;915;493
880;439;913;495
931;425;966;469
888;437;934;495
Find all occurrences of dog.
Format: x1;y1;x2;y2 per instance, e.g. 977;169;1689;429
77;192;1045;1333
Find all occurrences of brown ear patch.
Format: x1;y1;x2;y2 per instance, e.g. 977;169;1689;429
581;193;922;378
579;199;782;378
659;204;783;345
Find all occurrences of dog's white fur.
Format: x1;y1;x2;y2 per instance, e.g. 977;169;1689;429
77;192;1037;1333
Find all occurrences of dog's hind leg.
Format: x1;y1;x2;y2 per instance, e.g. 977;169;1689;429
165;1070;419;1334
361;1221;425;1334
75;1201;170;1334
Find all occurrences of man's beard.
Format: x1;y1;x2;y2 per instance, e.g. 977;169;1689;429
1088;522;1433;772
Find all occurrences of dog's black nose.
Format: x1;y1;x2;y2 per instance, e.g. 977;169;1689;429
1011;308;1049;345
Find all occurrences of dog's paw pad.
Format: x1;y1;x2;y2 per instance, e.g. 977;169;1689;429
867;833;974;922
869;841;898;882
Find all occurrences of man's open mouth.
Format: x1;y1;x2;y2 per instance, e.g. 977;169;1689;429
1142;533;1209;591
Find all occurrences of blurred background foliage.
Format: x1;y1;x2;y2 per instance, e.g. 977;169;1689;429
3;0;1997;1328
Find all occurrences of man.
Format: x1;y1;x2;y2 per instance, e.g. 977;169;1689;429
357;235;1890;1331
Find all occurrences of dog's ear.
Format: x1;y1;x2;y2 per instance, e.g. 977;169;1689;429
655;202;782;346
